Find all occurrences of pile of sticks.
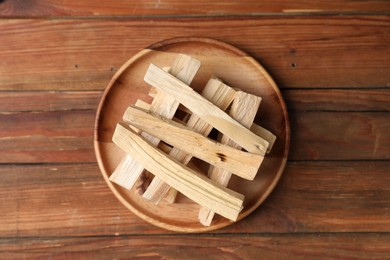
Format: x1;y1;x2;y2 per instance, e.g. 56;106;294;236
110;54;276;226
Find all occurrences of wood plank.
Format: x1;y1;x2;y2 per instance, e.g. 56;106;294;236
1;234;390;259
237;161;390;233
1;0;390;17
289;112;390;160
144;64;269;155
0;163;161;237
0;109;388;163
0;110;94;137
1;89;388;113
0;110;95;163
0;136;94;163
0;162;388;236
112;123;244;221
0;17;389;90
0;91;102;112
283;89;390;112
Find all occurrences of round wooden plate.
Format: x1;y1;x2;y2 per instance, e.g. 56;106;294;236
94;37;290;232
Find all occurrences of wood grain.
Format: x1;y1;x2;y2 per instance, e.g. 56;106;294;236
0;110;95;163
0;162;388;237
245;161;390;233
0;90;388;113
1;234;390;259
284;89;390;112
0;91;101;112
1;109;387;163
1;0;389;17
0;17;389;90
289;112;390;160
0;163;155;237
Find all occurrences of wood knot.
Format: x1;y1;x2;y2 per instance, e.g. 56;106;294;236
216;152;227;162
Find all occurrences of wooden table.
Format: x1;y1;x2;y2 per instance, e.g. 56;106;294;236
1;1;389;258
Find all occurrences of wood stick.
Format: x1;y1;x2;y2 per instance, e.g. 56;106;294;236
135;98;277;154
148;66;169;98
109;54;201;189
198;91;261;226
112;123;244;221
250;124;276;153
148;87;158;98
142;78;236;204
124;106;263;180
134;99;151;110
144;64;269;155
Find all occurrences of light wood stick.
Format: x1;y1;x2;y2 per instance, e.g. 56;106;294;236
148;87;158;98
142;78;236;204
134;99;151;110
109;54;201;189
124;106;263;180
148;67;169;98
250;124;276;153
112;123;244;221
199;91;261;226
144;64;269;155
135;98;277;154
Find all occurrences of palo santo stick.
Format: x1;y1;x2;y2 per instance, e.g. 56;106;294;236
148;87;158;98
148;65;169;98
112;123;244;221
199;91;261;226
124;106;263;180
109;54;201;189
144;64;269;155
250;124;276;153
134;99;151;110
143;78;235;204
135;98;276;154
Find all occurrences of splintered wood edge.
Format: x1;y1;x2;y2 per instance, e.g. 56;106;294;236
144;64;269;155
112;123;244;221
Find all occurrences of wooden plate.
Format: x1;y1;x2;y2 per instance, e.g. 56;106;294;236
94;37;290;232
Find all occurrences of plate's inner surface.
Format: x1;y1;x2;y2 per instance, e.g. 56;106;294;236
95;38;289;232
